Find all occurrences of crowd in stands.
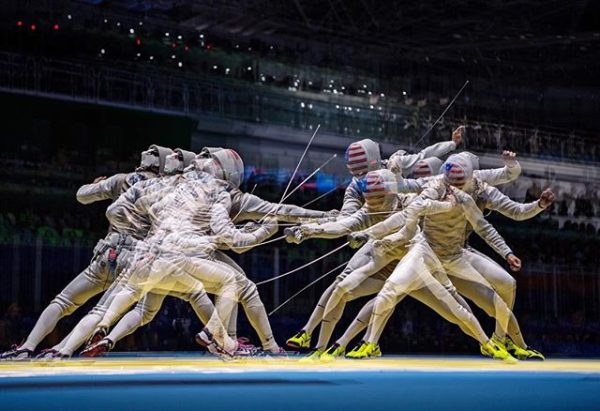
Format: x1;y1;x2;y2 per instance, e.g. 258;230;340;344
458;123;600;163
0;209;102;247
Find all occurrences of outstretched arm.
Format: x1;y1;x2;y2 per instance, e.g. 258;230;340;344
387;126;462;174
474;151;521;186
483;185;554;221
418;139;458;160
285;210;368;243
210;193;278;253
76;173;128;204
233;192;330;223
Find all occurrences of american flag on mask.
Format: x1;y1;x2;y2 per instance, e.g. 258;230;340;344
363;172;387;208
345;142;369;177
413;161;433;178
444;162;467;187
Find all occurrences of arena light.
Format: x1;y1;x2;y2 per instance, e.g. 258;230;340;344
178;62;183;67
67;14;72;20
100;48;106;54
177;35;182;40
138;21;143;26
402;90;407;96
149;55;154;60
199;34;204;39
247;66;252;71
129;28;135;34
165;32;169;37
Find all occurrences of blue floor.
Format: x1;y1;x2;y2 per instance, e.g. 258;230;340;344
1;369;599;411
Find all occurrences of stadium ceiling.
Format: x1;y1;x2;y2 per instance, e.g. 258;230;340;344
94;1;600;51
64;1;600;79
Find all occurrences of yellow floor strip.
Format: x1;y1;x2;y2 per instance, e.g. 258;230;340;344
1;356;600;377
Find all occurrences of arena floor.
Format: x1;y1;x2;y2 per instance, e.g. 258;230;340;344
1;354;599;411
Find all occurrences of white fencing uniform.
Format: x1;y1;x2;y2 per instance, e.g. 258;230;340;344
57;155;331;356
454;182;547;346
364;237;490;345
288;171;458;349
14;168;157;354
295;152;520;348
355;179;547;349
95;186;330;354
90;173;277;352
52;174;189;356
362;159;520;345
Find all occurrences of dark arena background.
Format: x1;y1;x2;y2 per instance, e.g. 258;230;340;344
1;1;600;410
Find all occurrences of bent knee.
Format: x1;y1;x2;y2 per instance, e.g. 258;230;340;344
239;281;260;304
375;284;398;306
50;295;80;316
140;310;157;325
497;277;516;300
